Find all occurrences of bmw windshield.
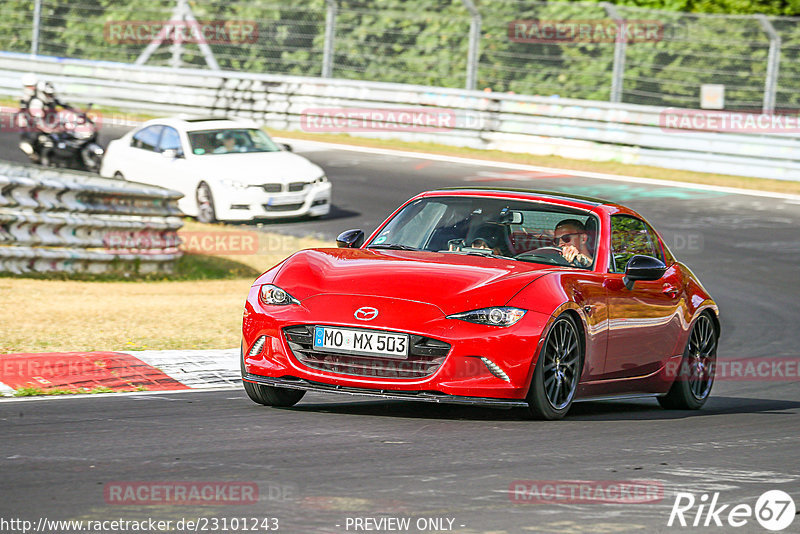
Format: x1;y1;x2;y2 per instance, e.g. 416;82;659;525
187;128;281;155
367;195;599;269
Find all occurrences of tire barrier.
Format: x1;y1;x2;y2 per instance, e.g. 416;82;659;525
0;162;183;274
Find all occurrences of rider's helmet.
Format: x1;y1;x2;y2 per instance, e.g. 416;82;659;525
21;73;37;99
37;81;56;104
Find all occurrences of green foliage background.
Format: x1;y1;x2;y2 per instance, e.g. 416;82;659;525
0;0;798;110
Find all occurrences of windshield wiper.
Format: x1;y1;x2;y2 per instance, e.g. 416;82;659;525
442;250;514;260
368;243;419;251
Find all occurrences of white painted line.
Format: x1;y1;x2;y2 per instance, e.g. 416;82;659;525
275;137;800;202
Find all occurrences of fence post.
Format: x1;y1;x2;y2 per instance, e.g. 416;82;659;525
322;0;337;78
31;0;42;56
462;0;481;91
602;3;626;103
756;15;781;114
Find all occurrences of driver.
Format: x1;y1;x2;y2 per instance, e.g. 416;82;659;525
214;132;240;153
553;219;593;268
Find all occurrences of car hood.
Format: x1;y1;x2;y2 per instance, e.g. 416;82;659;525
267;248;559;316
187;151;323;183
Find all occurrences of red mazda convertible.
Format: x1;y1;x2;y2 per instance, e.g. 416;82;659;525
241;188;719;419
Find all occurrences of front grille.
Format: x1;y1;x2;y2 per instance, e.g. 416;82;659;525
283;325;450;379
262;183;282;193
264;202;304;212
287;181;307;192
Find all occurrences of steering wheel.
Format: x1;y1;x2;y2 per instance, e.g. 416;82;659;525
515;246;573;266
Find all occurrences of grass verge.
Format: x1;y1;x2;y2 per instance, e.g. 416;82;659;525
0;222;333;352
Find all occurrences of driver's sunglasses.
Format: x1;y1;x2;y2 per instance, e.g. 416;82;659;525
552;232;583;246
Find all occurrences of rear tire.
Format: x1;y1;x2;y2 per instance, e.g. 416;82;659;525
524;314;583;420
240;346;305;407
658;312;717;410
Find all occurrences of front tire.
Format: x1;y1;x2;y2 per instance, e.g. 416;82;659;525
658;312;717;410
196;182;217;224
240;347;305;407
524;314;583;420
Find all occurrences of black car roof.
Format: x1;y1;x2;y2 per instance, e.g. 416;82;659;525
432;187;609;207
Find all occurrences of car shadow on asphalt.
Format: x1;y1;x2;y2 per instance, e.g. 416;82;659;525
284;396;800;422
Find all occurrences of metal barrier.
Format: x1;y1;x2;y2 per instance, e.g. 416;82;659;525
0;52;799;182
0;162;183;274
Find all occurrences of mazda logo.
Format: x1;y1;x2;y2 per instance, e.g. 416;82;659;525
354;307;379;321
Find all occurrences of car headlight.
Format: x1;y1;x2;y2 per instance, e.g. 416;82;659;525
220;178;249;190
314;174;328;184
447;307;526;327
259;284;300;306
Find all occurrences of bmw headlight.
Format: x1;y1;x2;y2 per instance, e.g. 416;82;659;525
220;178;249;190
259;284;300;306
447;307;526;327
314;174;328;184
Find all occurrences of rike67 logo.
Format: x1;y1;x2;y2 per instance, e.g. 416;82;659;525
668;490;795;531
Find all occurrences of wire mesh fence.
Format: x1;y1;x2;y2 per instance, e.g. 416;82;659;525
1;0;797;112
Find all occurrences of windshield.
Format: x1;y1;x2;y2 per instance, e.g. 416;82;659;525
368;196;599;269
187;128;280;155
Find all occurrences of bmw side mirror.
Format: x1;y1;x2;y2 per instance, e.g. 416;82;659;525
161;149;182;159
336;229;365;248
623;255;667;290
281;143;293;152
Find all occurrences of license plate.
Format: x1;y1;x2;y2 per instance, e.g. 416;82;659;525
268;194;305;206
313;326;409;359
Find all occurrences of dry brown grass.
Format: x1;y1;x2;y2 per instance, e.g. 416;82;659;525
0;225;333;353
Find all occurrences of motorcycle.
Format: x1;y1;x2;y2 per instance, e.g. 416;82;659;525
18;105;105;172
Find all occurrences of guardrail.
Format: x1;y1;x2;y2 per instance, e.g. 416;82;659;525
1;52;799;182
0;162;183;274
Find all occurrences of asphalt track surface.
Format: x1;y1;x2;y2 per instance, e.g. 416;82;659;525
1;124;800;533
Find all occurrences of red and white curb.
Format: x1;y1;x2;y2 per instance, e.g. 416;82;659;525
0;349;240;396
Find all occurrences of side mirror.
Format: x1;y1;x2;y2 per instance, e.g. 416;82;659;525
336;229;365;249
623;255;667;290
161;149;182;159
281;143;293;152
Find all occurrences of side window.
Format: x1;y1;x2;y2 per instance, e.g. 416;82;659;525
131;125;163;151
158;127;182;154
610;215;659;273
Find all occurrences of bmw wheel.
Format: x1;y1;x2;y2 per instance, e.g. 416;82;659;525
196;182;217;224
525;314;583;420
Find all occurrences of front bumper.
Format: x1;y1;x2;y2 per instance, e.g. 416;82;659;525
215;181;332;221
242;288;552;401
243;374;529;408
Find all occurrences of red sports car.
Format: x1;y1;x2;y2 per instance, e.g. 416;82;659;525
241;188;719;419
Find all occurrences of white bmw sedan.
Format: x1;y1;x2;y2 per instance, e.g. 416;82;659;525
100;117;331;222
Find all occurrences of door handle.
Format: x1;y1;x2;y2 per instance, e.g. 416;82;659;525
662;285;679;298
